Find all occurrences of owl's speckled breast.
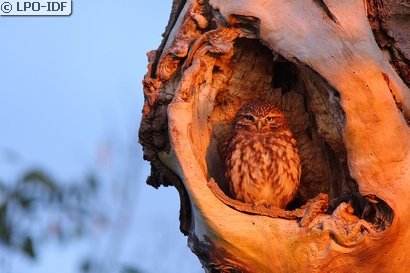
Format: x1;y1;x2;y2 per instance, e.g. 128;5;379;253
221;101;301;209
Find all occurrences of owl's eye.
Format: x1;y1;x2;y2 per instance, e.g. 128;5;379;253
266;116;274;122
245;115;254;122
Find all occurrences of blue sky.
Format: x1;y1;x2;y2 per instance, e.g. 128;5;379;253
0;1;202;272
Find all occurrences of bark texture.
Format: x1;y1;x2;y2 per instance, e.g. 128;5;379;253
139;0;410;272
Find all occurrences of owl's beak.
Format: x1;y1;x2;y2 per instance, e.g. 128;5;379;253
256;120;263;130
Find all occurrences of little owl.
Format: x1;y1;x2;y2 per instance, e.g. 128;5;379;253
220;101;301;209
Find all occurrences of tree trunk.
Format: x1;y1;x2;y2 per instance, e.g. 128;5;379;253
139;0;410;272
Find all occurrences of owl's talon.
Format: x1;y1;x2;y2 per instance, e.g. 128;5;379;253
251;200;271;208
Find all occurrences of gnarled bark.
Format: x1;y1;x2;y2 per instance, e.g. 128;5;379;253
139;0;410;272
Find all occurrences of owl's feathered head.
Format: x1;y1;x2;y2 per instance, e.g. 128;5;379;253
233;101;288;132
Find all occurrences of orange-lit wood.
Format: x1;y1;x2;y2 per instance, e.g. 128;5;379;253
139;0;410;271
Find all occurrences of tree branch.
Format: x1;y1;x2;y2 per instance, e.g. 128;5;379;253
207;178;328;226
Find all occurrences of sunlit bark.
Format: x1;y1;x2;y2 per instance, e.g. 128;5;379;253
139;0;410;271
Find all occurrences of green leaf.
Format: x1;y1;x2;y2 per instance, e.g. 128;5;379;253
0;180;7;192
86;175;98;192
22;237;36;259
80;260;92;272
121;266;143;273
22;170;56;191
0;202;11;244
18;196;34;209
